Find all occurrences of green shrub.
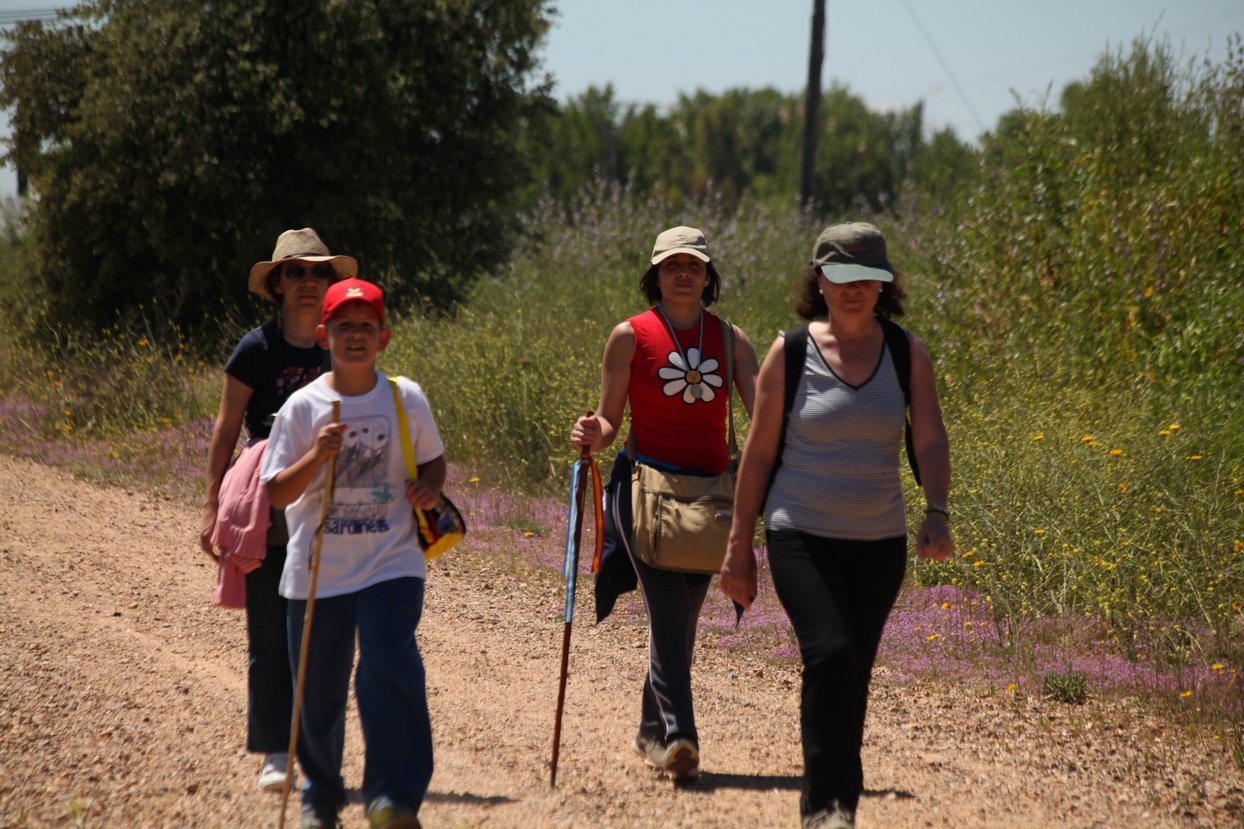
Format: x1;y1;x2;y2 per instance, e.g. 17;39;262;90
1044;664;1090;704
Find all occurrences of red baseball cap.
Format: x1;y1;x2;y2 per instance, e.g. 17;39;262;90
322;278;386;327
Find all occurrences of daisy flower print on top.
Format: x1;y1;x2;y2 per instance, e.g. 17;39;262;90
658;347;724;404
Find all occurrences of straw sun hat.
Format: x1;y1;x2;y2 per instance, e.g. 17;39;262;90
247;228;359;301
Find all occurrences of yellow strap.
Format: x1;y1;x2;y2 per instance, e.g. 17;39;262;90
390;377;434;541
390;377;418;480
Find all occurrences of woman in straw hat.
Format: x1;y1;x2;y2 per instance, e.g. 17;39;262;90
571;226;759;782
199;228;357;793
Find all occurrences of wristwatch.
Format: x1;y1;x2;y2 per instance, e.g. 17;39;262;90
925;501;950;520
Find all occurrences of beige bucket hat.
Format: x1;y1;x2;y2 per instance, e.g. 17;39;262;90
247;228;359;300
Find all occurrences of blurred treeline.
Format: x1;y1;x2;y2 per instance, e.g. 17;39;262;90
513;83;976;216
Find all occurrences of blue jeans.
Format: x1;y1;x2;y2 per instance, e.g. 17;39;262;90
287;577;432;816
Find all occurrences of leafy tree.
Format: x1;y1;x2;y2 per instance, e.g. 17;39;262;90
813;85;924;216
907;126;979;206
0;0;552;340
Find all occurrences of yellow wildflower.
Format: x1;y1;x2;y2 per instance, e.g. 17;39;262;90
468;476;481;483
1034;529;1046;535
1180;690;1192;698
1159;429;1171;436
926;634;941;641
1109;449;1122;456
1032;434;1044;440
1187;455;1203;461
973;560;984;568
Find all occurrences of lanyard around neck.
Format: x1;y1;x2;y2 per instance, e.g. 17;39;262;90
656;305;705;397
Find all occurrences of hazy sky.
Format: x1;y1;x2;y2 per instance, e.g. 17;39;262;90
542;0;1244;140
2;1;1242;196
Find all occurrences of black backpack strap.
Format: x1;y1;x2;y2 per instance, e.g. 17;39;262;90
878;317;921;486
762;323;810;504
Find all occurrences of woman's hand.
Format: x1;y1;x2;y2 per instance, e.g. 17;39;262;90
917;512;953;562
570;413;600;449
199;501;220;563
719;538;758;611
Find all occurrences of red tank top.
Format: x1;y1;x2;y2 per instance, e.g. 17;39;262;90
627;307;729;474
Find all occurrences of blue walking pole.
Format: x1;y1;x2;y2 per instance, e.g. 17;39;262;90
550;414;603;787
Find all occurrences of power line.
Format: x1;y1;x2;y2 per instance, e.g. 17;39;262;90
898;0;987;136
0;9;63;25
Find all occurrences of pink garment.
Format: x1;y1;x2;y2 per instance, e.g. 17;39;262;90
211;439;272;609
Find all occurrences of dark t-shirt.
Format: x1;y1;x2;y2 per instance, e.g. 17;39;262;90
224;318;329;439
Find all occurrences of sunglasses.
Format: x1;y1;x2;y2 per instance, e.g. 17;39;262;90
283;263;334;281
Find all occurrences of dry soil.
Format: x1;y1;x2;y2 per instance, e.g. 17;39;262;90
0;454;1240;828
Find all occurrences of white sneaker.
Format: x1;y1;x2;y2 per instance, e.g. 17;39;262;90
803;802;854;829
257;752;291;792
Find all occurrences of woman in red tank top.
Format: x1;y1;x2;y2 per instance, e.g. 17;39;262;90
571;226;759;782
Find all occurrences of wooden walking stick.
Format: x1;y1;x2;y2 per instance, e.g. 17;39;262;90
279;400;341;829
550;414;603;787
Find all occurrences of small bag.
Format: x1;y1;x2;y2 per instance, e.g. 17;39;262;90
390;377;466;562
629;317;738;574
631;462;735;574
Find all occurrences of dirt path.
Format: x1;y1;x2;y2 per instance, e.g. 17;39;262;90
0;454;1239;828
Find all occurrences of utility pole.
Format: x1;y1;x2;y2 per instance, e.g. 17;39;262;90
799;0;826;211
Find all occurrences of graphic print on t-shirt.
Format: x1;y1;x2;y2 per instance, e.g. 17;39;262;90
657;347;724;404
275;365;321;401
327;414;396;535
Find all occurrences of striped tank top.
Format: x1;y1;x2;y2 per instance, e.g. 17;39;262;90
764;334;907;540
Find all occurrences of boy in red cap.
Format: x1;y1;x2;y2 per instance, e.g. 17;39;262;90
261;278;445;829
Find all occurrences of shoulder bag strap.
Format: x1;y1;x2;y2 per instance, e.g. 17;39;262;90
720;316;737;459
390;376;418;481
390;377;438;543
878;317;921;486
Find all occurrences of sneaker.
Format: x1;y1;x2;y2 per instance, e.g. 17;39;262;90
366;795;422;829
646;736;699;781
299;804;342;829
631;733;657;763
257;752;292;792
803;801;855;829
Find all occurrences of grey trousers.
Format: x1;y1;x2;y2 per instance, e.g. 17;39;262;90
629;547;711;746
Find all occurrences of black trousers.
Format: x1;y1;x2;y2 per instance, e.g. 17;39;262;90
766;530;906;815
245;544;293;753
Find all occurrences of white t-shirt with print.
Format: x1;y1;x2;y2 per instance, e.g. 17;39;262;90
260;372;445;600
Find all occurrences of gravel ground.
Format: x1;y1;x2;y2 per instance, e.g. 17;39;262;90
0;453;1240;828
